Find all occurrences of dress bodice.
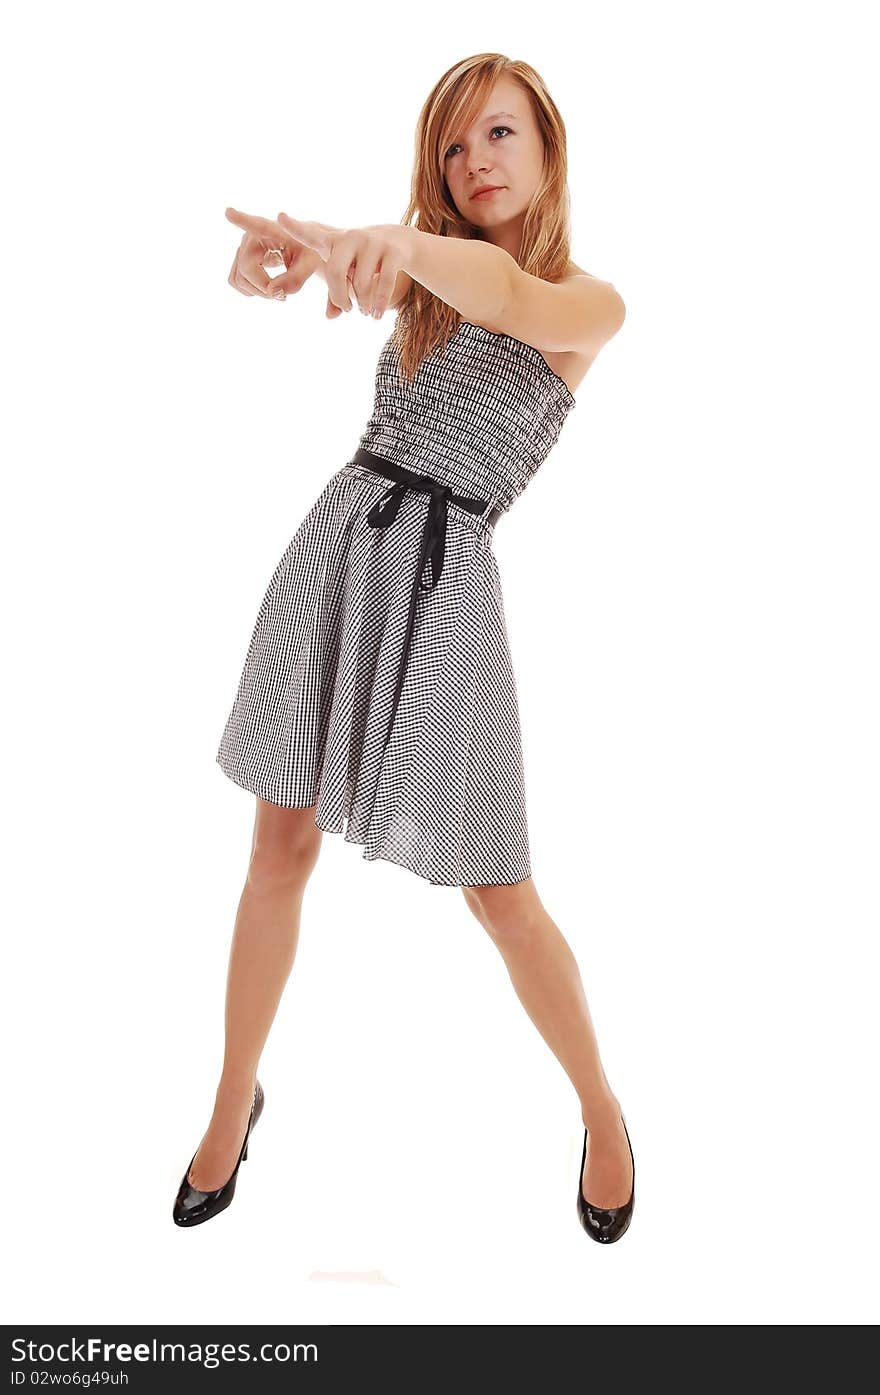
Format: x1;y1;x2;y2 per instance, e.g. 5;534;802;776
351;319;576;513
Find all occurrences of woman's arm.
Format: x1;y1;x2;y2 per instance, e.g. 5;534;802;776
492;267;626;358
400;230;512;323
395;222;625;358
235;210;509;322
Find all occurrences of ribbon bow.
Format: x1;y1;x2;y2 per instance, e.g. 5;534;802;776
366;475;454;592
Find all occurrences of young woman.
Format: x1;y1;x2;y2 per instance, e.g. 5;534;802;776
173;53;634;1243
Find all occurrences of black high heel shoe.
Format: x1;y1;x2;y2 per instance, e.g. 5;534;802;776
576;1111;635;1244
173;1079;264;1228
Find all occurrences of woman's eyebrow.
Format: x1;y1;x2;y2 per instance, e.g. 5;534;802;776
451;112;516;138
446;112;517;148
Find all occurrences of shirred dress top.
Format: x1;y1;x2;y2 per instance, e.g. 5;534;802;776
216;318;576;887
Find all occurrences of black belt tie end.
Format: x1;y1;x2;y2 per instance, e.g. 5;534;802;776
354;447;496;754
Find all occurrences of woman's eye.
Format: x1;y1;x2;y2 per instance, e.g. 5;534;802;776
445;126;512;159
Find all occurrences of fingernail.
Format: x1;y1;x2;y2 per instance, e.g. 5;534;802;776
372;308;382;319
273;289;286;300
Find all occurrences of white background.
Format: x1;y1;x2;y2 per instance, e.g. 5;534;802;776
3;0;878;1326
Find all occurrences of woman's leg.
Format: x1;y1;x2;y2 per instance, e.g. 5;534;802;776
462;877;633;1211
186;797;323;1191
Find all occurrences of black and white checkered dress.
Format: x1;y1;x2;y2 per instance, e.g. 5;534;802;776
216;319;576;887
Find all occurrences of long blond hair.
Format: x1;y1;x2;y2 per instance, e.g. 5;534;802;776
392;53;572;383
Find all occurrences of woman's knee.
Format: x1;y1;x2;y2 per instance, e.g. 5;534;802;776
247;798;323;892
461;877;540;943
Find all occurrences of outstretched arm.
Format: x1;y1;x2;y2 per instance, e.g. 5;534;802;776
399;230;513;323
273;212;513;324
226;208;513;325
493;266;626;359
379;229;624;358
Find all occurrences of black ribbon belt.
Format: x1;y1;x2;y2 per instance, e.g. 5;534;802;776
353;446;501;754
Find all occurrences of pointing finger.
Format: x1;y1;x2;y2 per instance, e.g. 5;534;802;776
225;207;283;241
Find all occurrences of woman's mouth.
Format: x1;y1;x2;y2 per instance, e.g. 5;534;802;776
471;186;505;200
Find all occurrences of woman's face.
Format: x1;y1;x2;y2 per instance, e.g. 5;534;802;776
443;76;545;250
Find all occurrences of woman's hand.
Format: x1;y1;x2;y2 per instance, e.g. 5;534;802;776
276;213;412;320
225;208;326;304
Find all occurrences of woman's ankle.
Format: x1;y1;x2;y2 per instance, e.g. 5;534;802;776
581;1088;621;1131
216;1067;257;1105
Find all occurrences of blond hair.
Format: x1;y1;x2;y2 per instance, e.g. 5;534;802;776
393;53;573;383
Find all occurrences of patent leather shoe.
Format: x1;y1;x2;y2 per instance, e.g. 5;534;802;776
173;1079;264;1228
576;1111;635;1244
